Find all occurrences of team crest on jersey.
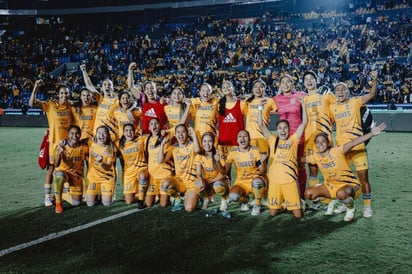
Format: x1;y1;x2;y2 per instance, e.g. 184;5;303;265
223;113;236;123
145;108;157;118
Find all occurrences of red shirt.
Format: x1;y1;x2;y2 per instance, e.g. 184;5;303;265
141;100;166;135
218;99;244;146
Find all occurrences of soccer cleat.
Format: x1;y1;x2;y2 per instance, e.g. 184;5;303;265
55;202;63;214
240;202;250;212
305;199;321;211
136;199;145;210
44;196;54;207
344;206;356;222
363;205;373;218
300;199;306;212
219;199;228;211
251;205;261;216
205;208;218;218
334;202;347;214
221;210;231;219
325;199;338;215
171;199;184;212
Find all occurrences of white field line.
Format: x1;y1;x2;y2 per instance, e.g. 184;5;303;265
0;208;140;257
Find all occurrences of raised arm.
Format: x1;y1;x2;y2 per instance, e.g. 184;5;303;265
294;96;308;140
257;153;267;174
158;136;170;164
188;127;200;154
343;123;386;154
178;99;192;125
361;70;378;104
80;64;98;94
29;79;43;108
257;99;271;140
127;62;142;100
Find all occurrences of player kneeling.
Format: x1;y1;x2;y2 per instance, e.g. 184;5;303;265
304;123;386;221
52;125;89;213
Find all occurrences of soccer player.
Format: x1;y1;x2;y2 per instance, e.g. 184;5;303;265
304;123;386;221
71;87;97;142
52;125;88;213
109;91;141;142
195;132;230;211
118;123;148;206
259;96;307;219
329;71;378;218
29;79;73;207
86;125;118;206
302;71;335;188
217;130;267;216
163;87;191;139
190;82;219;145
274;74;307;199
142;118;174;208
190;82;220;203
127;62;167;134
159;124;201;212
244;79;277;154
217;80;246;159
80;64;119;137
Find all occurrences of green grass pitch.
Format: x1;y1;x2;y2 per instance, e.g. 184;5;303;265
0;127;411;273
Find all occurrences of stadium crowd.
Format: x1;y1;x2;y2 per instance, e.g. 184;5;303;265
0;0;411;111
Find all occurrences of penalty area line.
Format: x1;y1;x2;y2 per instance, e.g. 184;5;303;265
0;208;141;257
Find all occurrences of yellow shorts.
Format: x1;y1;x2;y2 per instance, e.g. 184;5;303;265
250;138;268;154
147;177;163;196
123;167;147;195
49;142;58;165
232;178;253;195
346;147;369;171
159;176;186;195
267;181;301;210
325;181;362;199
86;181;115;196
57;171;84;196
218;145;233;160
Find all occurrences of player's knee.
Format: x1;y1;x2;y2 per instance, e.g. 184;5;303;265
338;196;354;205
337;186;354;200
160;182;175;195
138;178;148;186
54;171;64;178
194;179;205;192
86;200;96;207
72;198;81;206
102;198;112;206
229;192;240;202
252;178;265;189
213;181;226;196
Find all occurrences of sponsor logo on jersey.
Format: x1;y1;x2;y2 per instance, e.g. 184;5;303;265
223;113;236;123
145;108;157;118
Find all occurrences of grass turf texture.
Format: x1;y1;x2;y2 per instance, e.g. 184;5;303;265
0;127;411;273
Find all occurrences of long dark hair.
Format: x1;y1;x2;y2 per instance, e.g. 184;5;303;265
218;81;234;116
171;87;187;118
274;119;290;154
200;132;217;169
119;123;136;149
246;79;267;103
144;118;163;160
